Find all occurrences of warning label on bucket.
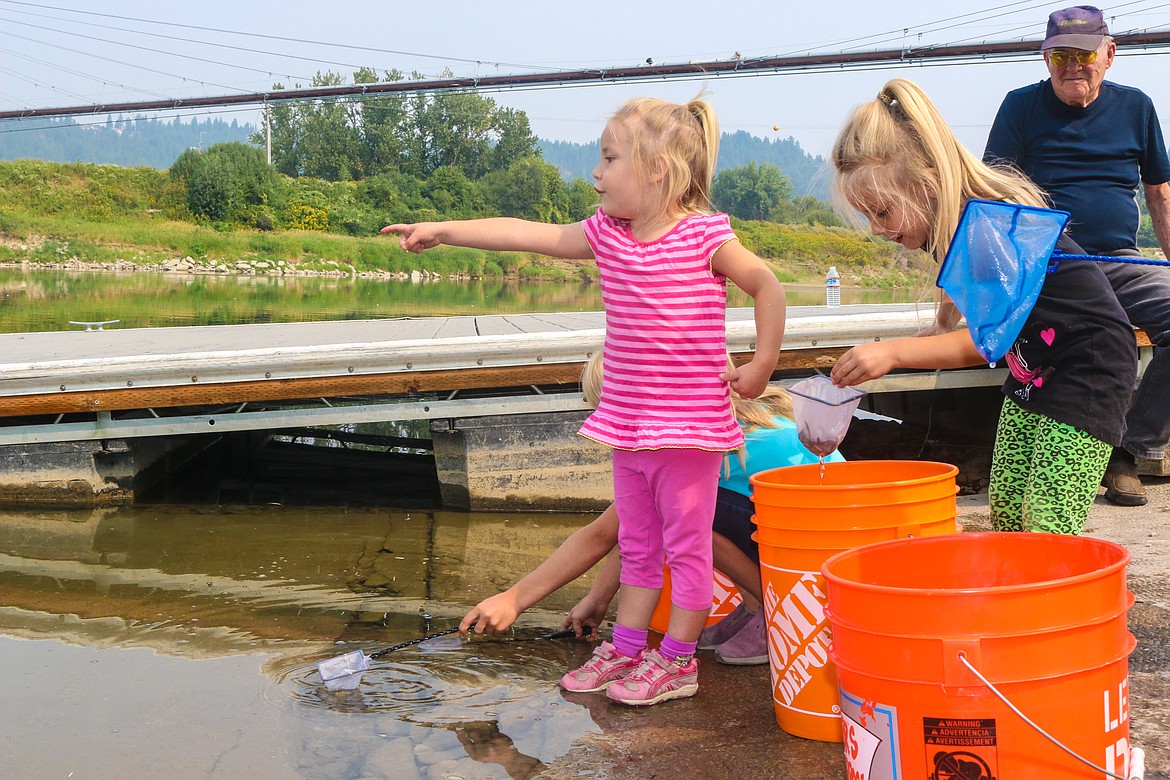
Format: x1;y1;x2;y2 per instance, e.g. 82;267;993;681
924;717;997;747
924;717;998;780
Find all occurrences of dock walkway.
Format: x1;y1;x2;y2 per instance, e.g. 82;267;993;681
0;303;961;443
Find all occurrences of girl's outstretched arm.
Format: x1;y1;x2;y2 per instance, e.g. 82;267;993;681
458;503;619;635
831;329;983;387
712;240;786;399
382;218;593;260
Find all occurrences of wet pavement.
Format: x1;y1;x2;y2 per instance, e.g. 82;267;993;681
540;477;1170;780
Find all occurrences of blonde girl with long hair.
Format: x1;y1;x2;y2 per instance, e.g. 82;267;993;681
829;78;1136;535
386;95;786;705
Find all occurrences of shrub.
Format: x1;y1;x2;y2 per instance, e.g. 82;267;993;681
284;203;329;232
169;143;278;226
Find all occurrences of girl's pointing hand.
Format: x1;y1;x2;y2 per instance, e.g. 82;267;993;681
381;223;441;253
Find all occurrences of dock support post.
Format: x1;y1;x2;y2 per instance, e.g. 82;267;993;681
431;411;613;512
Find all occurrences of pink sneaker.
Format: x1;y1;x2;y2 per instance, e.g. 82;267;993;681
605;649;699;706
560;641;642;693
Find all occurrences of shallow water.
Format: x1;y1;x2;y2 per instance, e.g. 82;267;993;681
0;504;605;779
0;267;924;333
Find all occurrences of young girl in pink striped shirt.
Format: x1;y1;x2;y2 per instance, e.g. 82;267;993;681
383;95;785;706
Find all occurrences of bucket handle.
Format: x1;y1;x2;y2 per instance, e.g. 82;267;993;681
957;652;1141;780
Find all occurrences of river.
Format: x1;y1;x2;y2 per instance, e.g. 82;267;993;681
0;503;618;778
0;267;929;332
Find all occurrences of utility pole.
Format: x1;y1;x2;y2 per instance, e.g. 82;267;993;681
264;103;272;166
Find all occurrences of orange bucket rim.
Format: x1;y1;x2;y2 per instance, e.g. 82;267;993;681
821;531;1131;597
749;460;959;491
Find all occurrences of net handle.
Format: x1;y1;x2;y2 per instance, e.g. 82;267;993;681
1049;251;1170;271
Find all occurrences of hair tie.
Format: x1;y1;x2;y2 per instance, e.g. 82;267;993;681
877;90;897;108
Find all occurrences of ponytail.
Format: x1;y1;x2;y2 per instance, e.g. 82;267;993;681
683;98;721;214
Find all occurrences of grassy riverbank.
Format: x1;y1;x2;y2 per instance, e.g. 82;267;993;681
0;158;932;287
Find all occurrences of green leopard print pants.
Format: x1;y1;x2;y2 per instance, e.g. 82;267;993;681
989;398;1111;535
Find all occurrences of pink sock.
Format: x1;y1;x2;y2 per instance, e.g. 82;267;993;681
659;634;698;662
611;624;648;659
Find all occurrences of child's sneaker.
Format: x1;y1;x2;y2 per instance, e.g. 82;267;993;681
605;649;699;706
560;641;642;693
713;607;768;666
696;601;752;650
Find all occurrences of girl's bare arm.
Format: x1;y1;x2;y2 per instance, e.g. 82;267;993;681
712;240;787;399
382;218;594;260
459;504;619;634
830;329;983;387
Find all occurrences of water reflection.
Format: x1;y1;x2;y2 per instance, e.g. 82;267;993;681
0;503;604;779
0;267;928;333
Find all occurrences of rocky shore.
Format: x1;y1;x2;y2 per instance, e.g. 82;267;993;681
1;256;460;281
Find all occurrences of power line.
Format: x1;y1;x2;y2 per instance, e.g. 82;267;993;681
0;27;254;95
0;42;173;103
0;0;565;74
0;8;373;77
4;32;1170;122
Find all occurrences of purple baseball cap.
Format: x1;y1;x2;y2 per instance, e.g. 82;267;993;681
1042;6;1110;50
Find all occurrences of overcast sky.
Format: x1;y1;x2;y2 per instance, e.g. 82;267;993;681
2;0;1170;159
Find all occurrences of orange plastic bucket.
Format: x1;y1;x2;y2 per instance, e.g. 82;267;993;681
823;532;1135;779
649;566;741;634
749;460;959;742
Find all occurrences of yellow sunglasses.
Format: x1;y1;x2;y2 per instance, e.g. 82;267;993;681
1046;49;1098;67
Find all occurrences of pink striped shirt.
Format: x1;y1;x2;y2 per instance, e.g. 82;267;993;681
578;208;745;452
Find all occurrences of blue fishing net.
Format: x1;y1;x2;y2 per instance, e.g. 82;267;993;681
936;200;1070;363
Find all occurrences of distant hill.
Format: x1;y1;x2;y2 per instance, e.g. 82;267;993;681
540;130;831;199
0;116;254;169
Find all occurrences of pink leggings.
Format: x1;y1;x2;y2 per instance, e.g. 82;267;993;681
612;448;722;612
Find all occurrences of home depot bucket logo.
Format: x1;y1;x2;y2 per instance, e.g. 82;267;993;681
710;568;743;621
763;571;835;711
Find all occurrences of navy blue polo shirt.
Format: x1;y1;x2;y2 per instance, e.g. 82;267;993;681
984;79;1170;254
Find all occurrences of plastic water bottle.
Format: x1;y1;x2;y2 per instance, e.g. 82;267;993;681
825;266;841;308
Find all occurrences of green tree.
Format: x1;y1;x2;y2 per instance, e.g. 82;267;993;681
564;178;600;222
482;157;567;221
424;165;481;218
356;69;410;177
256;87;304;178
255;72;366;180
169;142;278;225
712;162;795;221
491;108;540;172
256;69;539;185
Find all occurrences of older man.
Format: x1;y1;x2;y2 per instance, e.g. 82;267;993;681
984;5;1170;507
